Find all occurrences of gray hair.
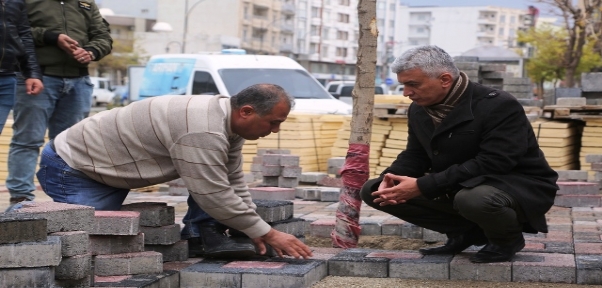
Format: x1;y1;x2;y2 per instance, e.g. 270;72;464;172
230;84;295;116
390;45;460;79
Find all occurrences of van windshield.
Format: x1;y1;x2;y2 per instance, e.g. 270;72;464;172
219;69;332;99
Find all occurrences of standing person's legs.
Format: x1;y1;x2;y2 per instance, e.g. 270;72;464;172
36;143;129;210
47;76;91;139
0;75;17;135
7;75;62;203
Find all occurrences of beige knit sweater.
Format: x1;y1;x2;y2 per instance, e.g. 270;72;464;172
54;95;271;239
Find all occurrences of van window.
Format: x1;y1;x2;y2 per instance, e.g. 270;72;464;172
375;86;384;94
328;84;339;92
192;71;219;95
219;69;332;99
98;81;106;89
340;86;354;96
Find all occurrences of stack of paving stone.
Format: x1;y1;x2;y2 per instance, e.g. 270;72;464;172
581;120;602;173
555;181;602;208
248;148;290;182
0;214;60;286
88;210;168;286
260;153;302;188
377;118;408;175
454;57;480;81
8;202;94;287
478;63;509;90
255;113;346;172
531;120;583;170
296;172;341;202
121;202;188;263
586;154;602;183
581;72;602;105
241;139;258;173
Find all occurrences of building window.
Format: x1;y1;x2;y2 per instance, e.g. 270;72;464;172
338;13;349;23
322;27;329;40
253;5;268;18
310;25;319;36
390;3;396;10
339;0;350;6
510;15;516;23
252;27;265;39
337;30;349;40
499;14;506;23
322;46;329;58
498;27;504;36
310;43;317;54
336;47;348;57
311;6;321;18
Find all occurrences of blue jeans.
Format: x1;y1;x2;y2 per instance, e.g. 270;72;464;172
37;144;215;238
7;75;93;200
0;75;17;135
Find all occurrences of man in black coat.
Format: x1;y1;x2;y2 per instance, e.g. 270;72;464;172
360;45;558;263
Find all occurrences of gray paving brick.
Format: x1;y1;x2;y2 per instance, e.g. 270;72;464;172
0;214;47;244
381;218;404;236
581;72;602;92
253;199;294;222
0;267;55;287
423;229;447;243
261;164;281;176
282;166;302;177
555;195;602;207
359;220;382;235
309;219;335;238
389;251;453;280
557;97;586;106
89;233;145;255
50;231;89;257
577;254;602;284
94;251;163;276
296;187;321;201
179;258;326;288
512;252;575;283
450;253;512;282
319;187;341;202
55;253;91;280
92;270;179;287
557;182;600;195
270;218;309;237
258;149;290;156
555;87;582;98
0;236;61;268
91;211;140;236
140;224;181;245
262;154;281;165
280;155;300;166
145;240;189;262
278;176;299;188
328;249;389;277
299;172;328;184
401;222;423;239
585;154;602;163
556;170;589;181
12;202;94;233
121;202;175;227
249;187;296;200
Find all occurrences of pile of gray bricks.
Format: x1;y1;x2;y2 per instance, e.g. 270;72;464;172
249;148;291;182
6;202;94;287
122;202;188;262
260;153;302;188
581;72;602;105
327;157;345;177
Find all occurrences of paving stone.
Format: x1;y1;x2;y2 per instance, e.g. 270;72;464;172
121;202;175;227
279;176;299;188
389;250;453;280
145;240;189;262
581;72;602;92
91;211;140;236
50;231;89;257
258;149;290;156
576;254;602;284
140;224;181;245
310;219;335;238
54;275;91;288
359;219;382;235
0;236;61;268
401;222;423;239
262;176;279;186
93;270;179;287
309;247;344;261
249;187;295;200
299;172;328;184
55;253;91;280
281;166;302;177
12;201;94;233
162;258;204;272
423;229;447;243
328;249;389;277
555;195;602;207
480;63;506;72
586;154;602;163
94;251;163;276
555;87;582;98
450;253;512;282
89;233;145;255
261;164;281;176
280;155;300;166
381;218;405;236
512;252;575;283
271;218;309;237
0;214;47;244
319;187;341;202
179;257;326;288
253;199;294;222
0;267;55;287
556;170;589;181
557;97;587;106
262;154;281;166
296;187;321;201
557;182;601;195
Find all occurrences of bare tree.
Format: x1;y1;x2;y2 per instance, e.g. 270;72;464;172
331;0;378;248
537;0;602;87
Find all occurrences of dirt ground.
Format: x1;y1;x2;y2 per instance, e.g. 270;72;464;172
307;236;602;288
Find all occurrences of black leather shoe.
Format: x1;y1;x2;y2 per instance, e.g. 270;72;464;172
419;229;488;255
469;236;525;263
187;237;204;258
198;222;256;259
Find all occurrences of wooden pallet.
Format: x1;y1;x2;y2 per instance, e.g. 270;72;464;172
373;104;410;118
542;105;602;119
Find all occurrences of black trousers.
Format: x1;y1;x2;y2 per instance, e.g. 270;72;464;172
360;178;526;245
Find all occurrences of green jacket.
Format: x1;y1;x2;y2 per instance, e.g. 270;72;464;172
26;0;112;77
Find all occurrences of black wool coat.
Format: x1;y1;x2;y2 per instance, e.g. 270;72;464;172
382;81;558;233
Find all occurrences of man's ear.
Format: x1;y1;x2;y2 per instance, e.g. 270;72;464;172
440;73;454;88
239;105;255;118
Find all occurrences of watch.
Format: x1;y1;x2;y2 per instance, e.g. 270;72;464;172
87;51;96;61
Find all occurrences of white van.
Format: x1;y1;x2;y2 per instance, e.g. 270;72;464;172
324;81;385;105
89;77;115;106
138;50;352;114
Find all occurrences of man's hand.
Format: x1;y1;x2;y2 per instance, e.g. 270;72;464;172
73;48;92;64
24;78;43;95
252;228;313;259
57;34;79;55
371;173;421;206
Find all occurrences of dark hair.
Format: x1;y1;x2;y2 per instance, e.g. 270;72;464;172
230;84;295;115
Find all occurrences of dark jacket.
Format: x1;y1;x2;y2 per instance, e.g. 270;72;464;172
382;81;558;233
25;0;112;77
0;0;41;79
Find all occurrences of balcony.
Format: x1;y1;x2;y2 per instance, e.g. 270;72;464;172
281;3;295;15
280;22;294;34
280;43;293;52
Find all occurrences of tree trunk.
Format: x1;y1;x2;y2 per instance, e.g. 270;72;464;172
331;0;378;248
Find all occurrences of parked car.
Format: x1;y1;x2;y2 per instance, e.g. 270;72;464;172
90;77;115;106
324;81;385;105
393;84;404;95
